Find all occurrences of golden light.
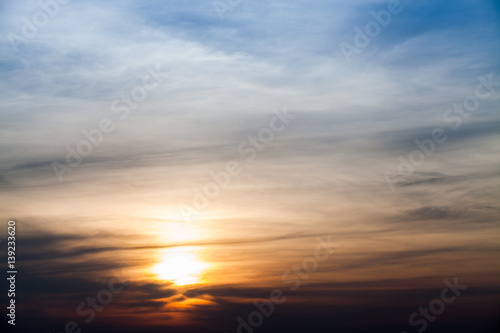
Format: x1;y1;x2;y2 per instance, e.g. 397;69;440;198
152;247;209;286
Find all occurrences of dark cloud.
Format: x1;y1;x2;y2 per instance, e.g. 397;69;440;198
407;206;453;220
395;170;497;188
127;282;177;300
4;230;335;262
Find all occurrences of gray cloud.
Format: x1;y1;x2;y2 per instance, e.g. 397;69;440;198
406;206;453;220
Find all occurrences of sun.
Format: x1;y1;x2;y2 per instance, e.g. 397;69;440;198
152;248;209;286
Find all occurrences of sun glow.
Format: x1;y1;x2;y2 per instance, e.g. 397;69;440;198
152;248;209;285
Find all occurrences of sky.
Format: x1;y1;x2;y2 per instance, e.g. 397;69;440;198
0;0;499;332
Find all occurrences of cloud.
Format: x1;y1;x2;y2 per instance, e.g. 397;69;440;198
5;229;335;262
406;206;453;220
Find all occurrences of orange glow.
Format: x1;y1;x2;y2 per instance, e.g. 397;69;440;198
152;247;209;285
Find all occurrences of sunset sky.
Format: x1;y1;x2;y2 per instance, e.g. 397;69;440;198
0;1;499;332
